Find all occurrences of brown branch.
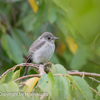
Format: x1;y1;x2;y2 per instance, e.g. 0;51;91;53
67;71;100;77
54;74;68;77
13;72;100;83
39;64;46;75
0;62;51;79
14;74;67;82
0;63;39;79
1;63;100;82
89;77;100;83
14;74;41;82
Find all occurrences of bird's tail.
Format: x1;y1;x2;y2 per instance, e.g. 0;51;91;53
23;66;28;76
23;54;32;77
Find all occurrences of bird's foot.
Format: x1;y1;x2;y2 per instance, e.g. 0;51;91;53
44;62;52;73
44;62;52;68
44;66;51;74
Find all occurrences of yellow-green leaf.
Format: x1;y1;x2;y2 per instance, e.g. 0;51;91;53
56;43;66;55
66;36;78;54
23;77;39;93
12;70;20;81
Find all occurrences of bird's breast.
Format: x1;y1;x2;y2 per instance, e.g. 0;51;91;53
32;42;55;64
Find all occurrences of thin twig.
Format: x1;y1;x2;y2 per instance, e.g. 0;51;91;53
14;74;68;82
89;86;100;96
14;74;41;82
54;74;68;77
89;77;100;83
67;71;100;77
82;72;85;79
14;74;67;82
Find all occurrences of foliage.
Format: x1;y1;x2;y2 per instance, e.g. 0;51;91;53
0;64;99;100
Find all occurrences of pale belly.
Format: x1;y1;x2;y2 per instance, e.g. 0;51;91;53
32;42;55;64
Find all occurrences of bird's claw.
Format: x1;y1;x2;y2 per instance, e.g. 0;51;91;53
44;62;52;73
44;62;52;68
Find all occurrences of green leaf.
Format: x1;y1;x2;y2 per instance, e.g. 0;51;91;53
48;73;55;86
8;81;19;92
0;82;20;100
96;85;100;100
53;77;72;100
71;86;84;100
33;95;40;100
68;76;93;100
1;34;23;63
51;64;68;74
12;28;32;48
47;73;55;97
0;75;6;84
53;0;69;12
12;29;27;55
4;71;14;83
12;70;20;81
39;74;49;93
56;18;68;37
39;74;55;98
22;14;35;32
48;2;57;23
58;15;76;38
0;84;9;92
70;46;91;70
39;73;72;100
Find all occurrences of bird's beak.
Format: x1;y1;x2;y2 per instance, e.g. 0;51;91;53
54;37;59;40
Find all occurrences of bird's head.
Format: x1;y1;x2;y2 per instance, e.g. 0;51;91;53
39;32;59;43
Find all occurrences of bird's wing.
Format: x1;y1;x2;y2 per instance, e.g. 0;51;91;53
26;39;46;63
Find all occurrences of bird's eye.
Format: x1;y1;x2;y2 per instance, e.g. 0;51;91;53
48;37;50;40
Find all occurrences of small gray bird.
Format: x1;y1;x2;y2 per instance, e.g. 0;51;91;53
24;32;59;76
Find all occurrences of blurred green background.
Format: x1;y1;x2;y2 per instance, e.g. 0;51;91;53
0;0;100;75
